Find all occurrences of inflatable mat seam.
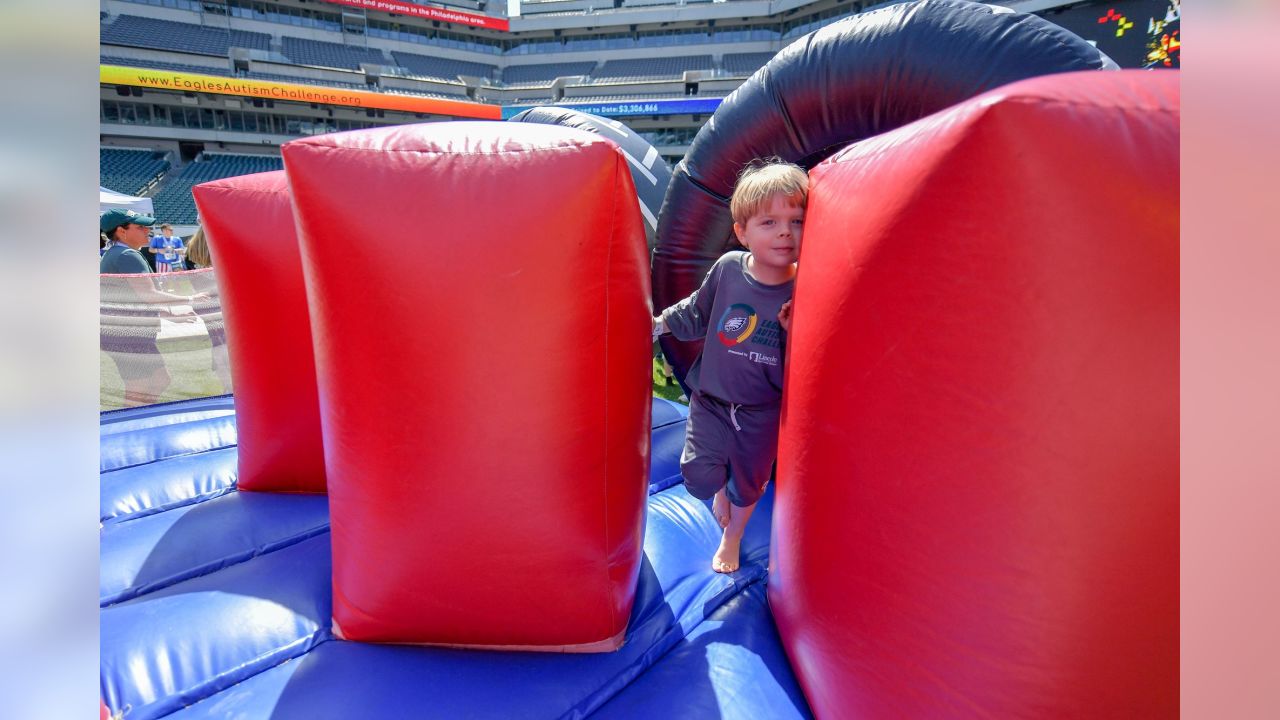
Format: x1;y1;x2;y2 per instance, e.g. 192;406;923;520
101;394;233;420
599;154;618;644
101;443;239;475
150;631;332;720
647;476;683;494
101;484;240;526
100;526;332;607
564;570;770;720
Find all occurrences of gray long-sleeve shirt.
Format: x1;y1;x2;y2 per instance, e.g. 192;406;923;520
660;251;792;406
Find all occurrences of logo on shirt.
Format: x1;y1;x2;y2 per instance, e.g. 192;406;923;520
717;303;758;346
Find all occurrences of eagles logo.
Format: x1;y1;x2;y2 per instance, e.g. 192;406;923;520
717;304;759;346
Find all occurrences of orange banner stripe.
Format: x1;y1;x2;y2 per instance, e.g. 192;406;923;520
100;65;501;120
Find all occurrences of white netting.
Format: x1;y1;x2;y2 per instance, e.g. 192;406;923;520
100;268;232;410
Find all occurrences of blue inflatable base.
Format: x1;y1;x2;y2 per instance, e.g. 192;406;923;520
100;396;812;719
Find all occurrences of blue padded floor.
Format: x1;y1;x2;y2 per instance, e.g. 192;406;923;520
100;396;812;719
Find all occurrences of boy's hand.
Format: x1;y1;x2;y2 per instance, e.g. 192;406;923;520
652;316;665;342
778;301;793;332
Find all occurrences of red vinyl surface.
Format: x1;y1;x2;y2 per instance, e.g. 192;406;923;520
192;171;327;493
769;70;1179;717
282;122;652;649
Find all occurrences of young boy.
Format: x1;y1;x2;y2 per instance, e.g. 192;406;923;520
653;159;806;573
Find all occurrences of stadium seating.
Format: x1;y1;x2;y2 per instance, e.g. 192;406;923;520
634;30;713;48
382;86;472;100
592;56;713;82
391;51;498;82
100;55;233;76
507;37;567;55
100;147;170;196
368;25;504;56
562;92;690;102
229;2;342;32
502;61;597;86
150;154;284;224
711;28;779;43
722;51;776;76
506;94;558;105
783;8;860;39
101;14;270;56
281;36;390;71
98;0;933;214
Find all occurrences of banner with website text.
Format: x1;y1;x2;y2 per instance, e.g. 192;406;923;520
318;0;509;31
101;65;501;120
502;97;724;119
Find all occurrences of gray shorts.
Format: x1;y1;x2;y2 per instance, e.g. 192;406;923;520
680;391;781;507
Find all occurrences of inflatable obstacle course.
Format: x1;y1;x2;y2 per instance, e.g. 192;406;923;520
101;1;1178;716
100;396;813;719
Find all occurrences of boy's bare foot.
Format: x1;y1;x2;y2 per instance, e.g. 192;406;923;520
712;499;757;574
712;489;731;529
712;532;741;573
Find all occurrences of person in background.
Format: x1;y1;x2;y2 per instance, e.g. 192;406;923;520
100;208;169;404
99;211;211;405
185;227;212;269
100;209;156;273
149;223;186;272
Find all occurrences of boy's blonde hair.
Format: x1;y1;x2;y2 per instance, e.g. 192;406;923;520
729;159;808;226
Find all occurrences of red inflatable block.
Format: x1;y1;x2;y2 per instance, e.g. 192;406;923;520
282;122;651;650
192;171;326;493
771;70;1178;717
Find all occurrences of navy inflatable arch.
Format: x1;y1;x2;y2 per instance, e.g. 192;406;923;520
652;0;1117;380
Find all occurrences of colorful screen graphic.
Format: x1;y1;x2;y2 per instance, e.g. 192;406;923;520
1042;0;1180;69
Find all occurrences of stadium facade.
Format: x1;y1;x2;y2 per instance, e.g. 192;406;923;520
99;0;1180;227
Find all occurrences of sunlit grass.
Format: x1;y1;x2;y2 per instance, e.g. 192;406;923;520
652;354;686;404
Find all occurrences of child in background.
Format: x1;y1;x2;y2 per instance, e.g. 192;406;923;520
653;159;806;573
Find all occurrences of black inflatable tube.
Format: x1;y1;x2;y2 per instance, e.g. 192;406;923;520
509;106;673;248
653;0;1116;380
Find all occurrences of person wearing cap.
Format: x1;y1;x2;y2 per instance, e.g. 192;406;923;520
99;209;213;405
100;208;157;274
